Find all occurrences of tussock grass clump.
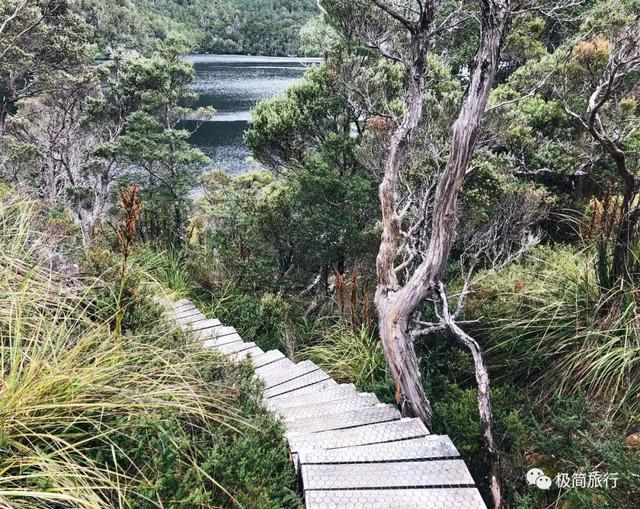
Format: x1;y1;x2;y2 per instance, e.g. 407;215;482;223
130;248;193;298
300;322;391;396
0;194;239;508
469;246;640;416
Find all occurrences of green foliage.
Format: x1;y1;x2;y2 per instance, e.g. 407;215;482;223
193;282;291;353
0;0;88;122
95;43;208;244
132;248;193;297
465;246;640;415
0;193;228;508
246;63;379;276
300;322;395;400
433;385;640;509
111;361;300;509
74;0;319;57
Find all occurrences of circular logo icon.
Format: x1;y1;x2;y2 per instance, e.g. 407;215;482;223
536;475;552;490
526;468;544;485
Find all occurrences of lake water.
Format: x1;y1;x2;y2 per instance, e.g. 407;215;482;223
185;54;319;175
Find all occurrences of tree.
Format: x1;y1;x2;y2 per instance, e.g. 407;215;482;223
96;40;210;245
5;71;115;245
247;63;379;314
0;0;86;135
562;7;640;287
321;1;515;506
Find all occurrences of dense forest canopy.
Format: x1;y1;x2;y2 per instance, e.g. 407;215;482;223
74;0;320;56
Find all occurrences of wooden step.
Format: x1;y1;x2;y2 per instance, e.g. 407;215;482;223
216;341;257;355
228;345;265;361
173;299;195;310
177;314;209;326
297;435;459;464
265;384;357;411
264;370;334;398
277;393;380;421
287;418;428;453
285;404;400;433
174;308;203;321
251;350;286;369
197;324;236;337
266;379;338;400
259;360;321;389
301;458;475;489
255;357;295;375
304;488;487;509
203;335;243;349
184;319;222;334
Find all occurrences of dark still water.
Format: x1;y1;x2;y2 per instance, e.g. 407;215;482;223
185;54;320;175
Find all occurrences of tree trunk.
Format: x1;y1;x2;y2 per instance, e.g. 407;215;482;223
0;107;7;137
443;299;502;509
378;291;432;421
374;1;512;431
374;28;432;422
306;263;329;316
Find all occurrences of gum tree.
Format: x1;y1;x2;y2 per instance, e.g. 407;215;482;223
322;1;514;506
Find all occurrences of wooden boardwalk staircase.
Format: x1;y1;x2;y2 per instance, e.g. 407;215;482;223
170;299;487;509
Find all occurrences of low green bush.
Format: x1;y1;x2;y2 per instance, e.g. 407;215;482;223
111;360;300;509
432;378;640;508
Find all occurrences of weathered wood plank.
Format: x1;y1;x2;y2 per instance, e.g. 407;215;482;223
229;345;265;361
175;312;207;325
259;360;321;389
297;435;459;465
183;319;222;333
301;459;475;489
173;299;194;309
167;299;487;509
216;341;256;355
265;384;357;411
251;350;286;369
254;357;295;374
266;379;337;400
203;334;244;349
264;370;334;398
277;393;380;421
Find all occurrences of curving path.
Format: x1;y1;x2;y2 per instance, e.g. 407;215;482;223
169;299;487;509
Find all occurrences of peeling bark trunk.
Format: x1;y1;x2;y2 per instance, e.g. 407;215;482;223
0;107;7;137
374;27;433;423
374;1;512;432
448;320;502;508
590;128;638;285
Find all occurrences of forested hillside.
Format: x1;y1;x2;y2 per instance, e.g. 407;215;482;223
74;0;319;56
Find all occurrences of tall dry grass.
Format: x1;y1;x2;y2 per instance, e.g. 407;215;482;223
0;192;239;508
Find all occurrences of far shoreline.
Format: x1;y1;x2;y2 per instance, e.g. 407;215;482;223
184;53;323;64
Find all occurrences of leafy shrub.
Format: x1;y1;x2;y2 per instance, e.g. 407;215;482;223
114;360;300;509
192;283;292;352
433;385;640;509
